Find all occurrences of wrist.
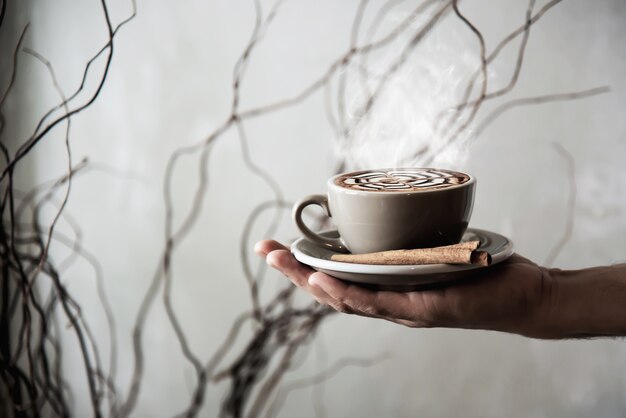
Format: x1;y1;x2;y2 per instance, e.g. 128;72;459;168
515;266;560;339
540;264;626;339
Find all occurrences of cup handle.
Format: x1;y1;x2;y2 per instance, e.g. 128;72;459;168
292;195;348;253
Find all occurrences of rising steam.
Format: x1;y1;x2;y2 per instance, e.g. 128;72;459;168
336;8;482;171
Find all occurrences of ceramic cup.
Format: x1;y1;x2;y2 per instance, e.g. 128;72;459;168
292;168;476;254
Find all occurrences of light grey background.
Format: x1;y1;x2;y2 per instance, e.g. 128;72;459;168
5;0;626;416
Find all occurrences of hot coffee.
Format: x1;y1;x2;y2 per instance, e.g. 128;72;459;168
334;168;470;192
294;168;476;253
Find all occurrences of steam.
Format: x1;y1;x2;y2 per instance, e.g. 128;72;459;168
335;9;482;171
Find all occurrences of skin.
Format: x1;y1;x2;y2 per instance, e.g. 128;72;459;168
255;240;626;339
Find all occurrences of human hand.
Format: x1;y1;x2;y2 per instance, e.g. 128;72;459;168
255;240;556;338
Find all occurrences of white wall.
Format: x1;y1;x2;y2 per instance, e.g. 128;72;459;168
6;0;626;416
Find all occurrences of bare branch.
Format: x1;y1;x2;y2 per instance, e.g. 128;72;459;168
473;86;610;139
544;142;577;267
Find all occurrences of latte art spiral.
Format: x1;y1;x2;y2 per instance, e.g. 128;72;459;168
335;168;470;192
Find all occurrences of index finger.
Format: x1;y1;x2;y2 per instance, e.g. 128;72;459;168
254;239;288;257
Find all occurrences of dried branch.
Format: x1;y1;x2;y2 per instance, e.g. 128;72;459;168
337;0;370;129
343;0;453;137
1;0;135;416
0;0;137;181
432;0;562;137
266;354;390;418
0;0;6;30
544;142;577;267
427;0;488;160
472;86;610;139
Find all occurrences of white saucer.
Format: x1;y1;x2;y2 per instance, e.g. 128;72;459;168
291;228;514;291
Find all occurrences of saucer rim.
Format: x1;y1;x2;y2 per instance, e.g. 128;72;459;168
291;227;514;276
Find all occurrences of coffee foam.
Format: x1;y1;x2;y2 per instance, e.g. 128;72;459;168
335;168;469;192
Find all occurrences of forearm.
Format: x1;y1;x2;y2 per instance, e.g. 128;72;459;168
541;263;626;339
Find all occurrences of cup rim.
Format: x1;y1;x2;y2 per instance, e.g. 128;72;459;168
327;168;475;195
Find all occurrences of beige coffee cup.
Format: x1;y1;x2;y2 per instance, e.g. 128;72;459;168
293;168;476;254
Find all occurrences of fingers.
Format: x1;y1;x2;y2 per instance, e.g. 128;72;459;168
264;249;331;302
266;249;313;288
308;272;415;321
254;240;288;257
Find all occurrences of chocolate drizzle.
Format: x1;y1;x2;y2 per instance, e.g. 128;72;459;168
335;168;470;192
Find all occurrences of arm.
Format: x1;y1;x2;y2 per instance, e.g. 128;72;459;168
255;240;626;339
545;265;626;338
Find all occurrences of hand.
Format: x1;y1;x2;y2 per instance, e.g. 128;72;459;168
255;240;556;338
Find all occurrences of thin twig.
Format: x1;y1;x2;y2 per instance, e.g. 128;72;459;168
473;86;611;139
544;142;577;267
